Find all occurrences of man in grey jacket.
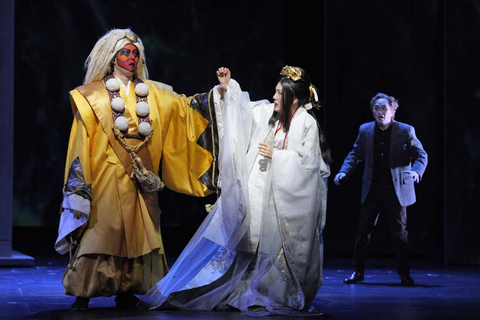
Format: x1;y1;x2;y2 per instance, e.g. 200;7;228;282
334;93;428;285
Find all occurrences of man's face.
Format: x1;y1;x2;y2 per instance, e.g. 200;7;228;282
115;44;139;73
372;98;394;128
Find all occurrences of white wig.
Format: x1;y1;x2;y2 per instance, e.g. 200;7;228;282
83;28;149;84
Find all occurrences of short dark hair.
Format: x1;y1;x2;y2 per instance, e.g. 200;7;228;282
370;93;399;112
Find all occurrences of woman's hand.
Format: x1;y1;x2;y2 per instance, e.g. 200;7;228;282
216;67;231;100
258;142;273;159
216;67;231;86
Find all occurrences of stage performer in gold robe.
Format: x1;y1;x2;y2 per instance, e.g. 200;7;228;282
54;28;219;310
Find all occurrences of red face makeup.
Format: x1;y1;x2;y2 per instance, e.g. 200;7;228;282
116;44;139;73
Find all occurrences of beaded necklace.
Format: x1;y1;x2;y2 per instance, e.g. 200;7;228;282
105;75;152;141
104;75;164;193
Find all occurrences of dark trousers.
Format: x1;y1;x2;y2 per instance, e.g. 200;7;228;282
352;182;410;276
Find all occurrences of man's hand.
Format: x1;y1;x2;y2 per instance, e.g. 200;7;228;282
334;172;347;185
403;170;420;183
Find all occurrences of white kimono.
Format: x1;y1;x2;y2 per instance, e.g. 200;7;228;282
139;79;330;316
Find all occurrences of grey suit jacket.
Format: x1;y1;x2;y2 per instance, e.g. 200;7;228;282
339;121;428;207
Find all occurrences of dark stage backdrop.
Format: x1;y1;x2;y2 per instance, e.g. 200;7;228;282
12;0;325;256
443;0;480;265
324;1;444;262
323;0;480;265
13;0;287;228
12;0;479;264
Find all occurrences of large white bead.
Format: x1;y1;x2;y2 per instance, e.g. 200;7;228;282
115;116;129;131
105;78;120;92
111;97;125;112
136;101;150;117
138;122;152;136
135;82;149;97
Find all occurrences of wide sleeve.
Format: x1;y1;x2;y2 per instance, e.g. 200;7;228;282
212;79;261;147
212;79;261;188
271;114;328;222
262;114;328;309
54;94;93;254
289;116;330;178
151;82;217;197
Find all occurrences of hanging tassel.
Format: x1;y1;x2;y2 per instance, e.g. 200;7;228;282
129;152;165;194
67;236;78;270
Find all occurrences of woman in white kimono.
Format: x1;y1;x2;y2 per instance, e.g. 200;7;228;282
139;66;331;316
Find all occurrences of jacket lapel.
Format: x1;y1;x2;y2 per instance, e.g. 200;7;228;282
389;120;398;161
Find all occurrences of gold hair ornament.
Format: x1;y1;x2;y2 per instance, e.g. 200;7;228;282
111;30;138;53
280;65;302;81
124;31;137;43
306;85;322;110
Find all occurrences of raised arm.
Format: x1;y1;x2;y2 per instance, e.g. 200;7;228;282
216;67;231;99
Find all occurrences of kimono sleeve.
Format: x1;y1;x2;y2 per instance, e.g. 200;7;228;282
153;82;216;197
54;92;93;254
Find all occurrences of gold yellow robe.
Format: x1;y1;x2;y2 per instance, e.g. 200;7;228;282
56;79;216;298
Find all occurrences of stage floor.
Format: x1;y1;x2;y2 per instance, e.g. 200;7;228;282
1;255;479;320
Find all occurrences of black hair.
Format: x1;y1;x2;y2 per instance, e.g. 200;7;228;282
268;67;332;165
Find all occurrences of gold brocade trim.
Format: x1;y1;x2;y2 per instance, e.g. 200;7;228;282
204;89;220;212
207;89;217;190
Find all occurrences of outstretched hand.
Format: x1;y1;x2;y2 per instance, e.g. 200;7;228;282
334;172;346;185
